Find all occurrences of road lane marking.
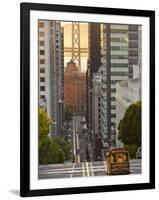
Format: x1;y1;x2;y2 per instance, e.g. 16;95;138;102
76;128;80;163
73;120;76;157
82;162;85;177
90;162;94;176
86;162;90;177
70;163;76;178
39;168;107;175
39;165;106;173
103;161;107;173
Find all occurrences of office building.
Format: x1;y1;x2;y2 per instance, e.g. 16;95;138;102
100;24;142;149
38;20;64;137
64;60;86;114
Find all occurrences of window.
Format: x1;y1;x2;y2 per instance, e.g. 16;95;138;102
111;97;116;101
111;37;128;43
40;77;45;82
111;55;128;59
40;95;45;99
39;41;45;46
40;59;45;64
111;105;116;109
40;68;45;73
111;29;128;34
111;46;128;51
40;86;45;91
111;114;116;118
111;72;128;76
111;63;128;68
39;31;44;37
50;29;53;35
40;50;45;55
39;22;44;28
111;88;116;93
50;21;53;26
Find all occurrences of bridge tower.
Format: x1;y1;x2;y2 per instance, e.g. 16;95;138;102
72;22;81;72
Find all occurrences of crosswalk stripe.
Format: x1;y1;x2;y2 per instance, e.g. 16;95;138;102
86;162;90;177
82;162;85;177
70;163;75;178
90;162;94;176
39;161;141;177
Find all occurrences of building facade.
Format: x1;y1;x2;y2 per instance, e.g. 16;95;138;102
86;23;102;160
64;60;86;114
100;24;142;149
38;20;64;137
116;68;141;146
100;24;129;148
91;73;103;160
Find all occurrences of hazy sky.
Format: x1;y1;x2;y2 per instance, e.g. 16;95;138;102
62;22;88;72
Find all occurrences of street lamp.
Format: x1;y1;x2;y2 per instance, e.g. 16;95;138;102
59;100;63;136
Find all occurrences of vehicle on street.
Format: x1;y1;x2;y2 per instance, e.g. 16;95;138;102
106;148;130;175
136;146;142;159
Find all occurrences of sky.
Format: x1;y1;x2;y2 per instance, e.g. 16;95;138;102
62;22;88;72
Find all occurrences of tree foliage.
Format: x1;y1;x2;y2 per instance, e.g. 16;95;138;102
53;137;72;161
39;136;72;164
38;108;52;141
125;144;138;159
39;136;65;164
38;108;72;164
118;101;141;146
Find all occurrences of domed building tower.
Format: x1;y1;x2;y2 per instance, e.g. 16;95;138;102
64;59;86;114
65;59;78;73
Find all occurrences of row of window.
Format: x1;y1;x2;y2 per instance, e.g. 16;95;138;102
111;29;128;34
111;72;128;76
111;46;128;51
111;63;128;68
111;55;128;59
110;38;128;43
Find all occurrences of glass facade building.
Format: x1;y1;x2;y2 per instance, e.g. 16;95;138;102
100;24;129;148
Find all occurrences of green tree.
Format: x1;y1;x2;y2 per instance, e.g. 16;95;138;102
125;144;138;159
39;136;65;164
38;108;72;164
118;101;141;146
38;108;52;141
52;136;72;161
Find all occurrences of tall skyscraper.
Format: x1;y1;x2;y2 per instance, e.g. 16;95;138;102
86;23;102;160
38;20;64;137
100;24;129;148
100;23;142;149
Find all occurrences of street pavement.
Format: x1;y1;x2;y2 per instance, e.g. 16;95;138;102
39;115;142;179
38;159;141;179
